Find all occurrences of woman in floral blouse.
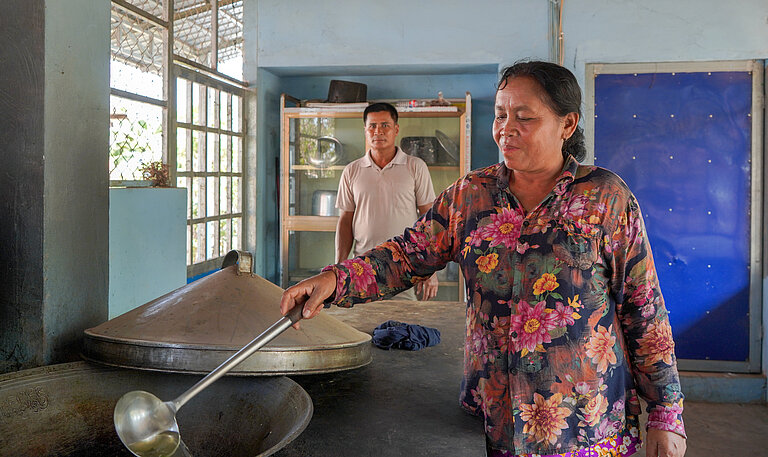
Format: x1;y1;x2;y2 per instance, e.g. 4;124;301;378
280;60;686;457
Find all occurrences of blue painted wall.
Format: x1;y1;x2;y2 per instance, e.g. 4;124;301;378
252;0;548;69
243;0;548;282
109;188;187;318
1;0;111;371
242;0;768;396
249;70;500;283
566;1;768;87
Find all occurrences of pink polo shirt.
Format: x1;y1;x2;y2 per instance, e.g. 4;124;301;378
336;148;436;257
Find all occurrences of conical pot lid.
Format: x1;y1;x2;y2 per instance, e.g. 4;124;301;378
83;250;372;375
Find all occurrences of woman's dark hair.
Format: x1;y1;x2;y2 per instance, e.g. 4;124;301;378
364;102;399;124
497;60;586;162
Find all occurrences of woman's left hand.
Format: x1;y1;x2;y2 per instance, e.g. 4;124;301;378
646;428;686;457
416;273;439;301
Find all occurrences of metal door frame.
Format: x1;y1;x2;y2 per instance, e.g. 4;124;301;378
585;60;764;373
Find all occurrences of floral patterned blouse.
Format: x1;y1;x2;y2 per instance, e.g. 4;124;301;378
323;156;686;456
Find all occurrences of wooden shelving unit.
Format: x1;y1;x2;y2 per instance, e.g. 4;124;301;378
279;93;472;302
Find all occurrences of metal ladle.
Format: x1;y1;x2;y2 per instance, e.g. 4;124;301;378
114;305;304;457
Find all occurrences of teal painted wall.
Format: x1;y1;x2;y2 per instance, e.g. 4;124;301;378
252;0;547;69
109;188;187;318
251;69;283;281
243;0;768;399
43;0;111;365
0;0;110;372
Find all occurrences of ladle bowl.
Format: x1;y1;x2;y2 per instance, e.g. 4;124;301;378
114;393;179;456
114;305;304;457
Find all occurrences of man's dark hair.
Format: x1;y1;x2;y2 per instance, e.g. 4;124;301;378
363;102;398;124
498;60;586;162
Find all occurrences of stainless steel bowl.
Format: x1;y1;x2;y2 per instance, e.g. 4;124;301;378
307;136;343;168
312;190;340;217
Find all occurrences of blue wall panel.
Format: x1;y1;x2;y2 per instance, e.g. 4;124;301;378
594;71;752;362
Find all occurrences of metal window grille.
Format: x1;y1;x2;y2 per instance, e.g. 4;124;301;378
110;0;169;181
173;0;243;79
110;0;248;274
176;66;245;275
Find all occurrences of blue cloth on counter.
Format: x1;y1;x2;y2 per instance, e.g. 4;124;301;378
372;320;441;351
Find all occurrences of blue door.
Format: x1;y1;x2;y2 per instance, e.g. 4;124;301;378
592;65;759;371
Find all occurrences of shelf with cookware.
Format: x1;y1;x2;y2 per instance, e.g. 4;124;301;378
279;92;472;302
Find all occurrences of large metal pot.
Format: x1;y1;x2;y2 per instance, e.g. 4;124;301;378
0;362;313;456
82;251;372;375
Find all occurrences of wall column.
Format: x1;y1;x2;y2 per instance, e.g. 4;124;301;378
0;0;110;372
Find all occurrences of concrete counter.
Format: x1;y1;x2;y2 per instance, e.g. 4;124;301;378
272;300;768;457
276;300;485;457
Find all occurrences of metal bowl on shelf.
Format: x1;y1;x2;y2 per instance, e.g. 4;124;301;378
307;136;344;168
312;190;341;216
436;261;459;282
400;136;438;164
435;130;459;165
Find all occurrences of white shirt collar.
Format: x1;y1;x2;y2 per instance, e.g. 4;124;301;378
361;147;407;169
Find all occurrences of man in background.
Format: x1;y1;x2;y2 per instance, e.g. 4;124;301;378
335;102;439;300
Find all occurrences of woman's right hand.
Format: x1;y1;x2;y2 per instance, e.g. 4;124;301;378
280;270;337;329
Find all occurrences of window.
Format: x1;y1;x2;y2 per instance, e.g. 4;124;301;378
109;0;168;182
176;69;245;275
110;0;248;276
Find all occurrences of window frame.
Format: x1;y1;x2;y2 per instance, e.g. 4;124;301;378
174;63;248;277
110;0;251;277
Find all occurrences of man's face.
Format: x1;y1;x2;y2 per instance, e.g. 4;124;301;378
364;111;399;153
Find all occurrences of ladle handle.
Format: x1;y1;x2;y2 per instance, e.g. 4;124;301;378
172;304;304;410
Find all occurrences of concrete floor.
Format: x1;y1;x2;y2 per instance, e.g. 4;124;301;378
277;300;768;457
638;401;768;456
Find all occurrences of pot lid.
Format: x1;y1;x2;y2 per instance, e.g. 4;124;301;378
83;250;372;375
